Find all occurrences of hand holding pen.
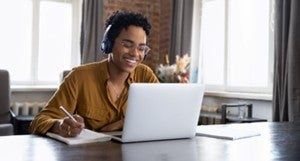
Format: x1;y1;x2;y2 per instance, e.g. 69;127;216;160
52;106;85;137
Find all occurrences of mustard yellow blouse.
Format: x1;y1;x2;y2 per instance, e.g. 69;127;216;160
29;59;159;134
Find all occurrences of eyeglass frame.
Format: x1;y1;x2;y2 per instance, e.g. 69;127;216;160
119;39;151;55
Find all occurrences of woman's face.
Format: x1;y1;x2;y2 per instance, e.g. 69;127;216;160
110;25;148;73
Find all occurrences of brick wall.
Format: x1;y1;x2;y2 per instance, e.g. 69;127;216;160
103;0;172;71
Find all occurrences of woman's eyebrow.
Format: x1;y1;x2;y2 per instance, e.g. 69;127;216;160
121;39;147;46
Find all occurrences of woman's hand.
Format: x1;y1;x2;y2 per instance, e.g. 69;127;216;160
51;114;85;137
100;119;124;132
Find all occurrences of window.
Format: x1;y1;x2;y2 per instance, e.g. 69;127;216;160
0;0;81;87
191;0;274;95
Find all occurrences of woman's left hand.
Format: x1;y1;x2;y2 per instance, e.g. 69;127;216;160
100;119;124;132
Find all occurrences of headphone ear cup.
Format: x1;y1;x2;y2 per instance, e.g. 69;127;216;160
100;25;113;54
101;38;112;54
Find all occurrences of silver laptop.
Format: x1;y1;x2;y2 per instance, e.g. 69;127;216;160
111;83;205;143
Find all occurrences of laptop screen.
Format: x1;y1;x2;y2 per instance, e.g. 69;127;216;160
118;83;205;143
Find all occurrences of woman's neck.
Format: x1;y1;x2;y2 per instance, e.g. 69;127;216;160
107;58;129;84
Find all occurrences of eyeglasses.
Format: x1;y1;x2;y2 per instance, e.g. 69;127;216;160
120;40;151;55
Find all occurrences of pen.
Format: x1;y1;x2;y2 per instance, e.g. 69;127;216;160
59;106;77;122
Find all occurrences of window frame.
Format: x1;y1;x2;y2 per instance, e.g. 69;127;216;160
8;0;81;87
190;0;274;98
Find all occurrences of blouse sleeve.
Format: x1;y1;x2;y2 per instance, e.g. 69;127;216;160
29;70;79;135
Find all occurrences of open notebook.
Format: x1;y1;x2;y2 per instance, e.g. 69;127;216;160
46;129;111;145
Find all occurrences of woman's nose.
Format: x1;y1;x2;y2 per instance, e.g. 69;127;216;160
129;47;140;56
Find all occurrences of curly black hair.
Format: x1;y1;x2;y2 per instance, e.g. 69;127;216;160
106;10;151;42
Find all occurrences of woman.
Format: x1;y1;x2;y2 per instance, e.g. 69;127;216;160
29;10;159;137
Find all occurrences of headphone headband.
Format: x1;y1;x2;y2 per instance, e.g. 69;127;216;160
100;25;113;54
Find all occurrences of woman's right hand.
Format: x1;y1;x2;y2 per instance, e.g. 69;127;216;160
51;114;85;137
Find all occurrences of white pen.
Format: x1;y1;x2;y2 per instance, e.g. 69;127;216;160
59;106;77;122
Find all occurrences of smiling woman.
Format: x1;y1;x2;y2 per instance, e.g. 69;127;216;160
29;10;159;137
0;0;81;86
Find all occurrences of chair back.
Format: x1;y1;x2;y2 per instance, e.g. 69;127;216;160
0;69;11;124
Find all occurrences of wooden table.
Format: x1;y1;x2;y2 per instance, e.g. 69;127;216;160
1;122;299;161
